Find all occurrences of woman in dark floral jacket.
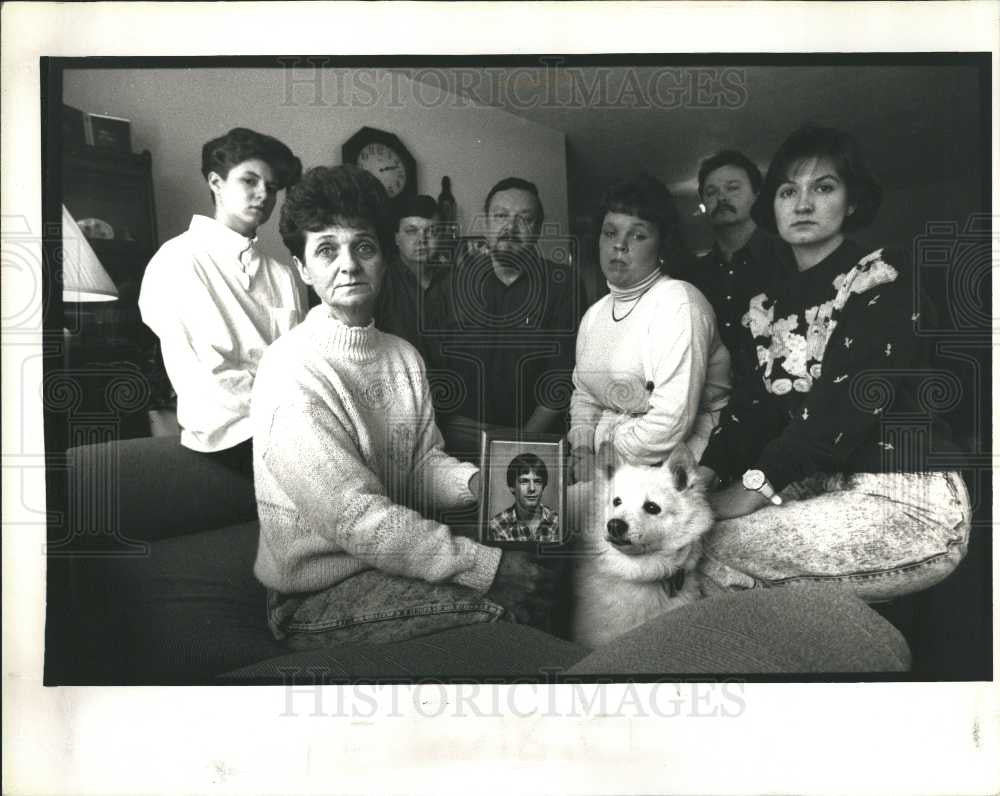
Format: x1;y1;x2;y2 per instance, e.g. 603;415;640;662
697;125;970;602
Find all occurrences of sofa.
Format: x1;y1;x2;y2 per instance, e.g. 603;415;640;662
45;435;987;685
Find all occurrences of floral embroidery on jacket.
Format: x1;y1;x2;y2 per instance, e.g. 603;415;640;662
744;294;773;338
742;249;899;395
831;249;898;310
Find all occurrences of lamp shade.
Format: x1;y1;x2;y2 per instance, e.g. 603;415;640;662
62;204;118;302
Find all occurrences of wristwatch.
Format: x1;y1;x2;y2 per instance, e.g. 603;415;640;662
741;469;783;506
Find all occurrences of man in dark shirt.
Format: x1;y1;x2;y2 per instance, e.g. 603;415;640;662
425;177;584;460
687;150;790;356
373;194;444;358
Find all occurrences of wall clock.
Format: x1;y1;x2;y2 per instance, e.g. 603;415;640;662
342;126;417;204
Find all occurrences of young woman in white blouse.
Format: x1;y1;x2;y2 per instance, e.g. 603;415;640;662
139;127;304;474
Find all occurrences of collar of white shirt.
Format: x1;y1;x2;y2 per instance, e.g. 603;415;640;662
188;214;262;287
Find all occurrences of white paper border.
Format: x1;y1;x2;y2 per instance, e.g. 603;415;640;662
4;2;998;794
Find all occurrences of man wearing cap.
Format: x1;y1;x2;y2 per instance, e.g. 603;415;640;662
685;150;790;357
424;177;585;461
373;194;445;358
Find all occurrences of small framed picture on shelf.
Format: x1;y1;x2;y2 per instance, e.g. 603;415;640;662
478;431;567;548
86;113;132;152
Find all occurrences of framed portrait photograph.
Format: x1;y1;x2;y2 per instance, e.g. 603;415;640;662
478;431;567;547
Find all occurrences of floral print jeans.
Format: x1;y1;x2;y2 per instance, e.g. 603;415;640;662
698;470;971;601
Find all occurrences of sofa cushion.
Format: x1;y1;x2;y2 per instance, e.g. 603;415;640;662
84;519;590;684
67;436;256;543
86;520;284;683
220;622;589;682
565;585;911;675
223;586;913;681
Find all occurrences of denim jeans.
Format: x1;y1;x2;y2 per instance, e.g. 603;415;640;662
267;569;509;650
698;471;971;601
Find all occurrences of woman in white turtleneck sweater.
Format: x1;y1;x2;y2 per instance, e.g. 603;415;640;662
568;175;730;482
252;165;558;648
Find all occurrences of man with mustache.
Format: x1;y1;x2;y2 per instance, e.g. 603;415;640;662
425;177;585;461
686;150;790;356
373;194;444;359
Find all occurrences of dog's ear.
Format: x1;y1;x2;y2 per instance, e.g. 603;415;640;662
666;443;697;492
596;441;616;483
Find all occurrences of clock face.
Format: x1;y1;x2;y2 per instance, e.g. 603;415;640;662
357;142;407;198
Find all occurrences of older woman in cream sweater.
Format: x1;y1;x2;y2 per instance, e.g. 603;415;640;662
251;165;557;647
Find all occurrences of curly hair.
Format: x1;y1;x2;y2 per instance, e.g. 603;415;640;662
200;127;302;191
753;124;882;233
279;165;396;262
506;452;548;489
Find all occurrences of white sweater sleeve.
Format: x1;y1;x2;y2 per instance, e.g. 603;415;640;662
407;362;480;513
568;309;603;451
257;383;500;595
613;294;714;464
139;250;254;445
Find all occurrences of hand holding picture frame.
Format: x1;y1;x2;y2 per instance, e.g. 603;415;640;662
478;431;567;548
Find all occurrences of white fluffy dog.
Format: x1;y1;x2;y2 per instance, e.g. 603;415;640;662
571;442;714;649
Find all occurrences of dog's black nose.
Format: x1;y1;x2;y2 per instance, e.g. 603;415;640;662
606;518;629;539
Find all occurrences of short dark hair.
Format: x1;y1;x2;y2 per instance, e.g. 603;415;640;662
697;150;763;197
484;177;545;229
596;174;690;272
279;165;396;262
201;127;301;190
396;194;438;230
753;124;882;233
506;452;548;489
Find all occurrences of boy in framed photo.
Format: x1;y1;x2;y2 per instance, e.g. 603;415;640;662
488;452;561;543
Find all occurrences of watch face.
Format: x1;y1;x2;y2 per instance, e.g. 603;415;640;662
742;469;765;490
357;142;406;198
